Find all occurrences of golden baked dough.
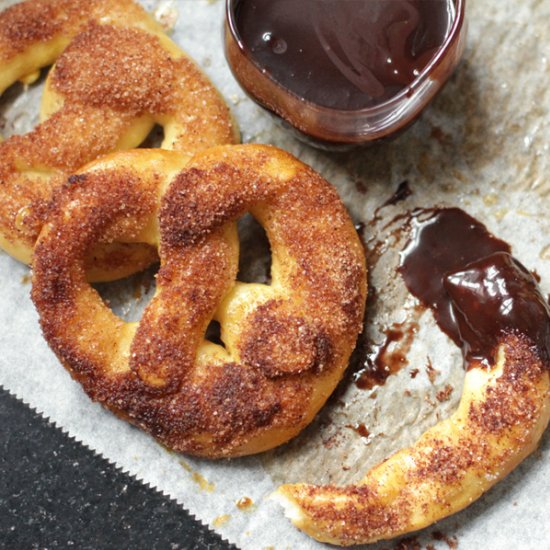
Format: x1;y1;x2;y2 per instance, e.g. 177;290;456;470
0;0;237;280
275;281;550;544
31;145;367;458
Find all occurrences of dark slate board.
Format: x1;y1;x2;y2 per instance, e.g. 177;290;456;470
0;387;235;550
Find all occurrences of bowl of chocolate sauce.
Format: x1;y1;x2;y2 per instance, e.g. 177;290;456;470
225;0;466;149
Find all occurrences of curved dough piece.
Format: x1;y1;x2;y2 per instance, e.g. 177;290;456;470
275;331;550;545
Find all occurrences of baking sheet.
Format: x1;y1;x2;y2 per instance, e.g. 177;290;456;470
0;0;549;548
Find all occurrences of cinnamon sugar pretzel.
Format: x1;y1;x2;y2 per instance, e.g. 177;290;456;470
0;0;237;280
31;145;367;458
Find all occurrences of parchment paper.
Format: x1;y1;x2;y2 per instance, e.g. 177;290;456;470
1;0;549;548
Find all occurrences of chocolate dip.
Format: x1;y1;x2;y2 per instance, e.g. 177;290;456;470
400;208;550;367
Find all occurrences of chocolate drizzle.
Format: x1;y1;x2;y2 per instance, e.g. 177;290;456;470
347;423;371;438
355;319;418;389
400;208;550;367
382;180;412;207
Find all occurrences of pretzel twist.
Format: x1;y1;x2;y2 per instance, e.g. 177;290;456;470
31;145;367;458
0;0;237;280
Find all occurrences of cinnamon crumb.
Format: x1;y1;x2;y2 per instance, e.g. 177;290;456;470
432;531;458;549
436;384;454;402
394;536;420;550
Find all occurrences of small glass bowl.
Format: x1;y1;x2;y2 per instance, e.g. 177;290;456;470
224;0;467;150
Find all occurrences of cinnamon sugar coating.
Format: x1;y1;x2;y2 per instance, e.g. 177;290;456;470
51;24;178;115
0;0;153;60
31;146;367;458
0;0;237;280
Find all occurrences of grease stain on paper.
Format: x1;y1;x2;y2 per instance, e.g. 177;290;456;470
212;514;231;528
180;460;215;492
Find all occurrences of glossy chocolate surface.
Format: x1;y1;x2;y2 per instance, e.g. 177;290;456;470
400;208;550;366
233;0;454;110
225;0;466;145
445;252;550;365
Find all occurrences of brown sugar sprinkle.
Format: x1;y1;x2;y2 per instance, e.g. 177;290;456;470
0;1;61;56
0;0;150;60
322;430;343;450
3;12;57;52
346;423;370;438
436;384;454;403
468;336;545;435
295;484;409;544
